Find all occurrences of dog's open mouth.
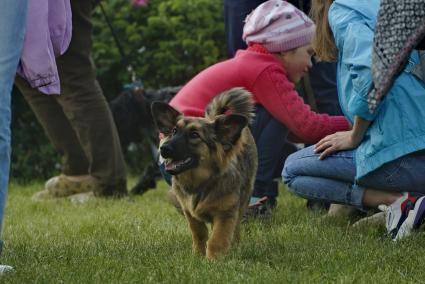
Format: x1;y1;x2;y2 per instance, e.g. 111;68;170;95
164;157;194;174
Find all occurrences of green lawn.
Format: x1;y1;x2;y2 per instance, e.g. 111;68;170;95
1;180;424;283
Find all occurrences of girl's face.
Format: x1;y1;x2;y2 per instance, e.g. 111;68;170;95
277;44;315;83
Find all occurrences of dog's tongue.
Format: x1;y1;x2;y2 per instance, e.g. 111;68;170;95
165;158;191;171
165;162;178;171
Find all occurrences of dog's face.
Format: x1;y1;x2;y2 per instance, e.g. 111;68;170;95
151;102;248;176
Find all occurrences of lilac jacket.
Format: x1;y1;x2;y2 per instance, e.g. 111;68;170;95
17;0;72;95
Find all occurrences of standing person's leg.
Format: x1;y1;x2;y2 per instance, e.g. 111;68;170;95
0;0;28;270
224;0;265;58
15;0;127;197
56;0;127;196
309;61;342;116
14;78;90;178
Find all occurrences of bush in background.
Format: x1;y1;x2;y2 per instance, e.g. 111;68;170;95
11;89;61;183
11;0;226;181
93;0;225;98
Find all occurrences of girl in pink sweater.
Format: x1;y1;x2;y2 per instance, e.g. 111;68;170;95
165;0;350;215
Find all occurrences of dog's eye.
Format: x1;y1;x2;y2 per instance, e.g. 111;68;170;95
172;127;177;135
189;131;200;139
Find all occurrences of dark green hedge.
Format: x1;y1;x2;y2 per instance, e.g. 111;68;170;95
11;0;226;181
93;0;226;98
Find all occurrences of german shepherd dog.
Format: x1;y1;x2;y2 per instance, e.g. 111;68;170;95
151;88;258;259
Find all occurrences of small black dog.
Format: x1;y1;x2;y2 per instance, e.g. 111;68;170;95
109;84;180;194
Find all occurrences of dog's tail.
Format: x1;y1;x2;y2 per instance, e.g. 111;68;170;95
205;87;255;124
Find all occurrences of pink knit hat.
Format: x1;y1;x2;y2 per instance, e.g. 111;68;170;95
242;0;315;52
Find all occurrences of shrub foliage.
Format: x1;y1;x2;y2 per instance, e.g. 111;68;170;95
93;0;225;98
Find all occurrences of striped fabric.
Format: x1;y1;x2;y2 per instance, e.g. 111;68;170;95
242;0;315;52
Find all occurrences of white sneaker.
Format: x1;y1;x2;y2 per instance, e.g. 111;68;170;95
379;193;419;240
394;196;425;241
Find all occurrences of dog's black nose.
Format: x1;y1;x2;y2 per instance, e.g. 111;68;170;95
160;144;173;159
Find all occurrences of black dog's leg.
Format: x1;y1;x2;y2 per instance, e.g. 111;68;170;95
130;162;162;195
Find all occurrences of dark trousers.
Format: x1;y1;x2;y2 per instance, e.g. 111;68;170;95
15;0;127;196
250;106;297;199
224;0;265;58
308;62;342;116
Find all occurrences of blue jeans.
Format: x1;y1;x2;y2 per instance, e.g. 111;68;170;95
282;146;425;209
0;0;28;235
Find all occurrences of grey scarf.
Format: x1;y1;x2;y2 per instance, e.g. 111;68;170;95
368;0;425;112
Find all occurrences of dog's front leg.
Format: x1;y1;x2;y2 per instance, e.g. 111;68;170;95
185;212;208;256
207;215;237;259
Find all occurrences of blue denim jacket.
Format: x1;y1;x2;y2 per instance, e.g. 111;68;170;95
330;0;425;179
17;0;72;95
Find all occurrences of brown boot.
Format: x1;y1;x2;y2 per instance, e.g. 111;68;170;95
32;175;99;200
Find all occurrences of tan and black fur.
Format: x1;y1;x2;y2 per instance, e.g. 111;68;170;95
151;88;258;259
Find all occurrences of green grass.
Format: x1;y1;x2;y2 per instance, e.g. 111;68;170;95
1;180;425;283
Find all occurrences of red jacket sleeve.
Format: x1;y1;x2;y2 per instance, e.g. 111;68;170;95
252;65;350;144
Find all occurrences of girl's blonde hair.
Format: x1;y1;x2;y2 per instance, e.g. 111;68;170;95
309;0;337;62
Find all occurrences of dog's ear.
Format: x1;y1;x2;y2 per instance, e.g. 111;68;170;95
151;102;181;134
214;114;248;150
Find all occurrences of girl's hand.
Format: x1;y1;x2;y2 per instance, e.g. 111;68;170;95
315;116;372;160
314;131;360;160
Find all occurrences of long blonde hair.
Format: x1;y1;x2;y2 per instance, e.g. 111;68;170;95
309;0;337;62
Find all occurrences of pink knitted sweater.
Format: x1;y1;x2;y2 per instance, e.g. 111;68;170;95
170;44;349;144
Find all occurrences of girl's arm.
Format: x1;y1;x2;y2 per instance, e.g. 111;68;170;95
314;116;370;159
253;65;350;144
